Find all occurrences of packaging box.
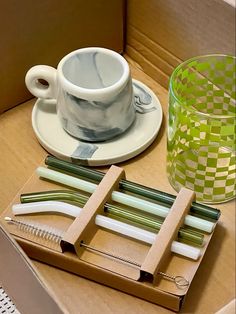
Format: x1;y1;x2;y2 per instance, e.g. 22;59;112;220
0;0;235;313
126;0;236;88
0;165;218;312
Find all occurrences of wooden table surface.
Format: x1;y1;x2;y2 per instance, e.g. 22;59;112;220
0;60;235;313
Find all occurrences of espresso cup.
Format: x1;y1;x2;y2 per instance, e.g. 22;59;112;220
25;47;136;142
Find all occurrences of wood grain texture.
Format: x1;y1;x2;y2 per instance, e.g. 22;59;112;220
0;61;235;313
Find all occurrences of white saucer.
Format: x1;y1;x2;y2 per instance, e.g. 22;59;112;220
32;79;163;166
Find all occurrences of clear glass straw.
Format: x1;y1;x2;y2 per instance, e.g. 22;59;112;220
10;203;201;260
20;190;204;246
36;166;215;233
45;156;221;220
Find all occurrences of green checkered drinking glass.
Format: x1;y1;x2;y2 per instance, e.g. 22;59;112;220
167;55;236;203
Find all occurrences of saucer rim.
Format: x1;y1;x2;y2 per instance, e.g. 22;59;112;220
32;79;163;166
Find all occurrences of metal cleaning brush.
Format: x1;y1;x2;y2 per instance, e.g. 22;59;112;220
4;217;63;246
5;217;189;288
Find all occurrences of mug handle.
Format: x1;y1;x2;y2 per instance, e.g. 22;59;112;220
25;65;57;99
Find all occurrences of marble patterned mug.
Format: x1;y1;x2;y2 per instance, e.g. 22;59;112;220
25;47;136;142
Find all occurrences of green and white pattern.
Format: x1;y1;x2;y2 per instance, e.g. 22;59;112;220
167;55;236;203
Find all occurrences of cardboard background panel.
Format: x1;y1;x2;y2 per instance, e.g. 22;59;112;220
126;25;182;87
0;0;125;113
126;0;236;88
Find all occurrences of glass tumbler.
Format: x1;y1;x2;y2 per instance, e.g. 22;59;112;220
167;55;235;203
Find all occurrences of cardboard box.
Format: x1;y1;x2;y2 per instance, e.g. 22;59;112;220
0;165;218;312
0;223;66;313
0;1;235;313
126;0;236;88
0;0;125;113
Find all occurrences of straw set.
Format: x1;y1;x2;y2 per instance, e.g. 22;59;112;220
8;155;220;264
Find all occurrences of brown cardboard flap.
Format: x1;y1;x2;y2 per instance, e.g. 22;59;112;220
61;165;125;255
0;224;65;314
16;236;183;312
126;0;235;88
140;188;195;284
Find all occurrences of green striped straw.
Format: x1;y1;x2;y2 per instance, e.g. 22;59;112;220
20;189;204;246
45;156;220;220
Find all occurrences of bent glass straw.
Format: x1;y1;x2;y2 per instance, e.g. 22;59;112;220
45;156;221;220
35;166;215;233
20;190;204;245
11;201;201;260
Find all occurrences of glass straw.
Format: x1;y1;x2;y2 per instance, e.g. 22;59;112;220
6;211;201;260
21;190;204;246
36;166;215;233
45;156;221;220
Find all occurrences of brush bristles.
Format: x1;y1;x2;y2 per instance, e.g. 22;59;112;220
5;217;63;244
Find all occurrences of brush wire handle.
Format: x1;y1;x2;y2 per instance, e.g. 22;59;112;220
80;242;189;288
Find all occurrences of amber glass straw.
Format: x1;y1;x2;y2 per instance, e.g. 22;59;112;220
21;190;204;246
45;156;220;220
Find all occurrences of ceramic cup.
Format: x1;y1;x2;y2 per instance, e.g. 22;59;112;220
25;47;136;142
